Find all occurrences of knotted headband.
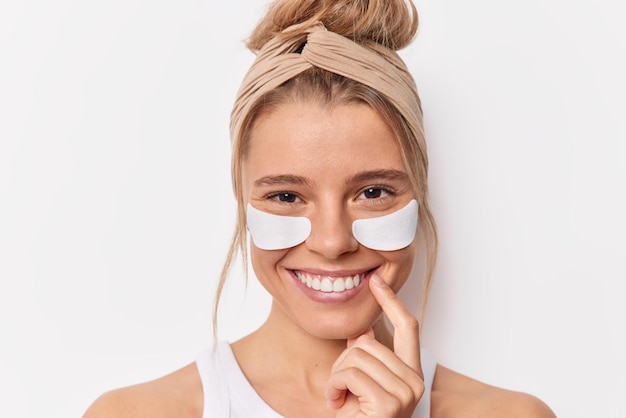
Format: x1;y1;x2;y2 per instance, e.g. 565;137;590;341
230;22;425;152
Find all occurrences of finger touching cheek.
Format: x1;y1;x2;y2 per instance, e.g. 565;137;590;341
369;273;422;373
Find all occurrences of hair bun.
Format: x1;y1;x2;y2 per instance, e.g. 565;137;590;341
246;0;419;52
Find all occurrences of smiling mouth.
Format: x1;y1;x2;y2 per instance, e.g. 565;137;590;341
293;271;369;293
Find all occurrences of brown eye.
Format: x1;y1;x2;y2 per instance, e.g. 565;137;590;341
271;193;300;203
279;193;296;202
363;188;383;199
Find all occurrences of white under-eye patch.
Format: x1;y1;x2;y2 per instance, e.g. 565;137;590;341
352;199;418;251
246;204;312;250
246;199;418;251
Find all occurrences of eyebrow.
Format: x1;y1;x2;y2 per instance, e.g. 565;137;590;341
253;169;408;188
253;174;313;187
346;169;409;185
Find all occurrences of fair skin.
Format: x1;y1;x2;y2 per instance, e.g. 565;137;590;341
84;103;555;418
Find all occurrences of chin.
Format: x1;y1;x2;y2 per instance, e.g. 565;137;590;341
295;305;382;341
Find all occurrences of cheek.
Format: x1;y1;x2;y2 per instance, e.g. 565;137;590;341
384;241;418;291
250;245;289;285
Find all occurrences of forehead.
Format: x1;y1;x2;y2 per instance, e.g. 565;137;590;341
244;102;405;179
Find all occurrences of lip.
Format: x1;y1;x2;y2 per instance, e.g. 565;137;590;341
294;267;377;277
288;267;379;304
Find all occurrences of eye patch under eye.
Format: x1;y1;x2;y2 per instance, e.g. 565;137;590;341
246;205;312;250
246;199;418;251
351;199;418;251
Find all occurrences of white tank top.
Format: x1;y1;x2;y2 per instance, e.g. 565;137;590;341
195;341;437;418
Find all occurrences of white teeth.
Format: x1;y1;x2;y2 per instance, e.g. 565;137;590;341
295;271;366;293
333;279;345;292
344;277;354;290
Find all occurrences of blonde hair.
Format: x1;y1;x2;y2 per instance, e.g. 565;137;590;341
213;0;437;336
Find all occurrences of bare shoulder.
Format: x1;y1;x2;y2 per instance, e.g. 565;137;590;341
83;362;203;418
431;365;556;418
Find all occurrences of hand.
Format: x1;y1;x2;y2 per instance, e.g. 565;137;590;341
325;273;425;417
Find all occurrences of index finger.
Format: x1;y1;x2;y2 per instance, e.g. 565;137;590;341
369;272;422;374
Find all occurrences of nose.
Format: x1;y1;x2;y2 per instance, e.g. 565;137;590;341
304;204;359;259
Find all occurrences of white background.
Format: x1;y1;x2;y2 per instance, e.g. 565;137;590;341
1;1;624;417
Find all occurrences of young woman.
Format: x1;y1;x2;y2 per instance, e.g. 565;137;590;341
84;0;556;416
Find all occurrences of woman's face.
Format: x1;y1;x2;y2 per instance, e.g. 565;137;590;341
242;102;417;340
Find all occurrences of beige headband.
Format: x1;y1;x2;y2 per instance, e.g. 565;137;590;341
230;23;424;148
